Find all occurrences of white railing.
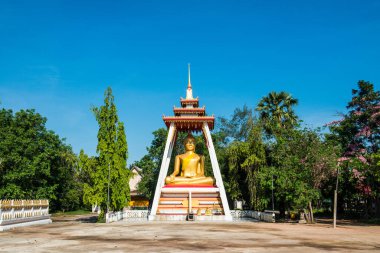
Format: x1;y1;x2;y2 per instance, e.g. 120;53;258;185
106;211;123;223
0;199;51;231
105;209;274;223
106;210;149;223
230;210;275;222
124;210;149;220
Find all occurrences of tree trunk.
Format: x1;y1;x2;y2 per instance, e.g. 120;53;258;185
304;209;311;223
308;201;314;223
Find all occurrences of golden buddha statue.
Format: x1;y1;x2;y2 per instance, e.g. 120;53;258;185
165;134;215;185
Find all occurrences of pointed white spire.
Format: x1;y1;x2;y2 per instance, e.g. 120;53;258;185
188;63;191;88
186;63;193;99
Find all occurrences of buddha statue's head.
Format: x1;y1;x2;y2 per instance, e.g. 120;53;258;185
183;133;196;152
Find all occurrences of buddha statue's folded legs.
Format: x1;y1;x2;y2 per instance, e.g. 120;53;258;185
165;176;215;185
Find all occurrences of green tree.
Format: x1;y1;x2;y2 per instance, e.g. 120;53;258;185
79;150;99;210
0;108;80;211
241;123;267;210
256;91;298;133
268;128;338;220
218;105;253;143
224;119;268;210
219;106;268;209
225;141;248;202
83;87;130;214
111;122;130;209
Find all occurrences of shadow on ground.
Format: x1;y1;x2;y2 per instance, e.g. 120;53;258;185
51;214;98;223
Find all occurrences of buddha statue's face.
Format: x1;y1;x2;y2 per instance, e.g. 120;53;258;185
184;136;196;152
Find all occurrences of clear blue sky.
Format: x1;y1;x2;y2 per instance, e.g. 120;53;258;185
1;0;379;164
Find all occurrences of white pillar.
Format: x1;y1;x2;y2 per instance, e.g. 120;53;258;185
202;123;232;220
149;123;177;220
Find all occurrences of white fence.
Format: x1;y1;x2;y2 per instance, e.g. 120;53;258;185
106;210;149;223
230;210;275;222
0;199;52;231
105;209;274;223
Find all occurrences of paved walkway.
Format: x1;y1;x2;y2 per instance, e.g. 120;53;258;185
1;219;379;252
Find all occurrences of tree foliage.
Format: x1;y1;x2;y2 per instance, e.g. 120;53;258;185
268;128;338;213
82;87;130;213
219;101;338;217
328;80;380;217
256;91;298;133
224;122;267;209
218;105;254;143
0;108;81;211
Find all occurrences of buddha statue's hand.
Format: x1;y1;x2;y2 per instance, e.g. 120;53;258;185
169;174;175;182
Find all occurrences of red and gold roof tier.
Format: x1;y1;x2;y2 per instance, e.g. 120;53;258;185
180;98;199;107
163;116;215;131
173;107;205;116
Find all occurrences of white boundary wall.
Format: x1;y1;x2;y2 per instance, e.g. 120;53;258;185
0;199;52;231
230;210;275;222
106;210;275;223
106;210;149;223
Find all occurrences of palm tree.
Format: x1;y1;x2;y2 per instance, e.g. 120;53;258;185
256;91;298;130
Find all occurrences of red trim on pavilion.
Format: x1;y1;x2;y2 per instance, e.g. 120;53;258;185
163;116;214;131
173;107;205;116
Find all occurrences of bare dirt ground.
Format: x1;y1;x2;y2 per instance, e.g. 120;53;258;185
1;217;380;252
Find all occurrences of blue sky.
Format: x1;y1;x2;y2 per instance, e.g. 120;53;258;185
0;0;379;164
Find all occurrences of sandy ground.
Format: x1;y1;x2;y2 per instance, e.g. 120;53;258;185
0;216;379;252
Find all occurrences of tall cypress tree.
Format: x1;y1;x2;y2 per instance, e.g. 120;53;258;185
84;87;130;213
112;121;130;209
